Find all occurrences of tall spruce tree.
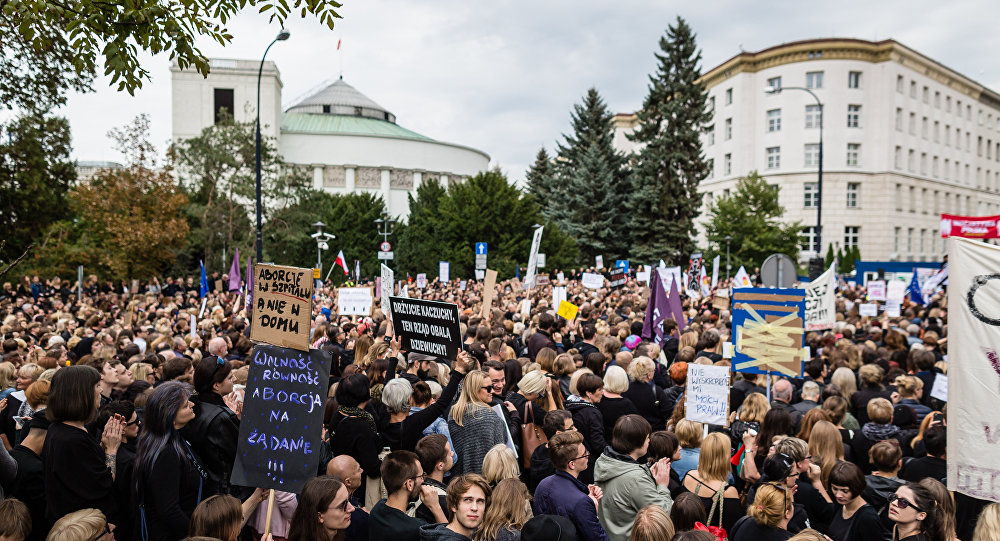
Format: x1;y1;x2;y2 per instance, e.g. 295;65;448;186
628;17;711;264
525;147;557;218
553;88;631;261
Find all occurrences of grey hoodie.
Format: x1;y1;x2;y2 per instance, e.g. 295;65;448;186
593;447;672;541
419;523;472;541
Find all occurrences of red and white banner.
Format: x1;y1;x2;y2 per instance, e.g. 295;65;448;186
940;214;1000;239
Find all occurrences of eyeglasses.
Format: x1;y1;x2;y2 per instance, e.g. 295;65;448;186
888;493;924;512
126;418;141;427
573;451;590;461
410;473;427;482
481;386;493;392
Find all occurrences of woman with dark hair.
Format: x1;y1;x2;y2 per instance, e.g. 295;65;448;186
44;365;126;526
134;381;207;541
888;483;945;541
287;476;355;541
827;461;888;541
670;492;708;533
180;355;240;497
755;408;795;470
501;359;522;398
328;373;382;504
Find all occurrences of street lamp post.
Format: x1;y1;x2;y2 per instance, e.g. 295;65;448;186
725;235;732;280
374;214;396;244
255;28;290;263
310;221;335;283
765;84;823;264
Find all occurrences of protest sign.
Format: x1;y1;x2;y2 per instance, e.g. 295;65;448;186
380;265;394;316
636;270;650;283
595;255;604;269
931;374;948;403
581;273;604;289
389;297;462;359
686;364;730;426
524;226;544;288
804;264;836;331
711;256;720;288
867;280;887;301
859;303;878;317
557;272;565;284
459;280;467;291
885;301;902;318
686;254;704;297
552;286;567;309
337;287;373;316
732;288;806;377
475;269;485;280
940;213;1000;239
734;266;752;289
251;264;313;351
199;297;208;318
189;314;197;339
658;266;682;294
557;300;579;321
439;262;450;283
947;237;1000;501
712;290;730;310
480;269;498;318
231;344;332;492
536;275;550;286
887;280;907;302
416;274;427;288
608;268;626;288
520;299;531;317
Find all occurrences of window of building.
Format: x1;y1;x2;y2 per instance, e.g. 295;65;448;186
907;228;914;260
968;105;972;120
920;229;926;259
946;96;952;112
894;146;903;169
806;71;824;89
767;147;781;169
920;153;928;175
847;104;861;128
707;158;714;178
933;190;939;214
923;86;929;104
897;75;905;93
946;124;951;146
935;91;941;108
800;226;818;252
909;112;916;135
844;226;860;248
895;108;904;131
908;149;915;172
895;184;903;211
709;96;716;112
945;158;950;180
921;188;928;214
933;156;939;177
725;118;732;140
956;128;962;149
804;143;820;167
922;117;928;139
804;182;818;208
213;88;235;124
847;183;860;208
767;76;782;91
956;99;962;115
847;143;860;166
725;88;733;105
848;71;862;89
932;234;937;256
934;121;940;143
909;186;916;212
706;125;715;145
910;81;917;98
767;109;781;132
979;136;984;157
967;132;972;151
724;153;732;175
806;105;822;128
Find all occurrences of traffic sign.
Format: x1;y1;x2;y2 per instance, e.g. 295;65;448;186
476;242;487;255
380;241;392;252
378;251;394;260
475;242;487;270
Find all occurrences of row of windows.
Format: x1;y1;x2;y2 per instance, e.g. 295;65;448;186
892;146;1000;188
893;184;1000;215
895;75;1000;132
798;226;860;252
801;182;861;208
763;144;861;169
893;227;944;260
894;108;1000;160
713;70;864;110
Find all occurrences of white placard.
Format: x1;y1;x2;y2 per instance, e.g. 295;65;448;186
380;264;394;316
887;280;907;302
931;373;948;403
524;226;544;289
537;253;546;268
658;266;683;293
552;286;567;308
338;287;373;316
557;272;565;284
867;280;887;301
520;299;531;317
190;314;197;339
595;255;604;269
637;270;650;283
805;264;836;331
885;300;902;318
859;303;878;317
685;364;730;426
711;255;720;288
475;269;485;280
199;297;208;318
439;261;450;283
416;273;427;289
581;272;604;289
722;341;734;359
459;281;467;291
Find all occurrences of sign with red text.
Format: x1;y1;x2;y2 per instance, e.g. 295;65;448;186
941;214;1000;239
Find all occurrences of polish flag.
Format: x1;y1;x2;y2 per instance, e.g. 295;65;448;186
333;250;349;275
337;39;341;50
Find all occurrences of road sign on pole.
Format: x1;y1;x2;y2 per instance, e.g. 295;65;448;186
475;242;487;270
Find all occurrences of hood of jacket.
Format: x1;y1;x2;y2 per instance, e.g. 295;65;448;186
864;474;903;508
419;523;471;541
862;422;901;441
593;445;646;483
565;395;597;411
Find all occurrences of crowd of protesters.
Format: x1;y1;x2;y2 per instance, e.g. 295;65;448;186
0;266;998;541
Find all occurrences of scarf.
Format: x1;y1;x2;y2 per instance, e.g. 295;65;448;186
340;405;378;435
862;422;901;441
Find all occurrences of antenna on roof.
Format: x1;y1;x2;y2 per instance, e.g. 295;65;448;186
337;37;344;80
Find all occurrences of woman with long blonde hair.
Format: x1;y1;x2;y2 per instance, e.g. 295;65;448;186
809;420;845;490
474;478;532;541
681;432;744;534
797;408;831;441
831;367;858;401
448;370;507;475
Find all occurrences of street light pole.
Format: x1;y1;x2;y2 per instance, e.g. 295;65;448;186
255;28;290;263
311;221;334;285
725;235;732;280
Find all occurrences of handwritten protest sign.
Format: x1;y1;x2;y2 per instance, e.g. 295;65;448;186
859;303;878;317
595;255;604;269
805;264;836;331
416;274;427;289
231;344;332;492
887;280;907;302
867;280;887;301
389;297;462;359
931;374;948;403
380;264;394;316
557;300;579;321
552;286;567;309
608;268;626;288
251;264;313;351
732;288;806;377
337;287;373;316
685;364;730;426
480;269;498;318
582;273;604;289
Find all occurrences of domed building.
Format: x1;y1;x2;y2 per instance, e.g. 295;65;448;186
170;59;490;220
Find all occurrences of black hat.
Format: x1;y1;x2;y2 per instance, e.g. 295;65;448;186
521;515;577;541
760;452;796;482
28;410;51;431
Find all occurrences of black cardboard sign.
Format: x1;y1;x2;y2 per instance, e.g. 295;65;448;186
231;344;331;492
609;268;627;288
389;296;462;360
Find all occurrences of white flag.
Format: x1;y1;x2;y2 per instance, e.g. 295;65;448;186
711;255;720;287
734;266;752;289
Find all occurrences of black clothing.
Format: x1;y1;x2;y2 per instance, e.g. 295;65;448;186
527;329;558;361
565;399;606;484
414;478;451;524
180;392;239;496
899;456;946;483
505;391;548;429
851;389;893;426
728;515;792;541
10;445;46;541
369;499;427;541
136;443;203;541
529;444;555;492
826;503;889;541
863;475;904;529
574;341;600;362
622;380;670;430
594;396;639;439
44;423;117;525
401;370;463;452
680;473;745;534
344;494;370;541
796;476;835;531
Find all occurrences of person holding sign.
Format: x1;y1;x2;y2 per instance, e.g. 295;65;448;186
286;476;355;541
448;371;509;476
181;356;240;497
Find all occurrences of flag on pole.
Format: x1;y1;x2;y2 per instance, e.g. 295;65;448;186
907;270;925;305
700;265;711;297
667;273;686;332
711;255;720;287
734;266;752;289
228;248;241;291
354;260;361;281
333;250;349;275
245;255;253;311
199;260;209;298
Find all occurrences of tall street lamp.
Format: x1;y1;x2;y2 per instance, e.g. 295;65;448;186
311;221;335;284
255;28;291;263
765;84;823;272
725;235;732;280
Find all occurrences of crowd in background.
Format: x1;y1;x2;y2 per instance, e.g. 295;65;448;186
0;266;997;541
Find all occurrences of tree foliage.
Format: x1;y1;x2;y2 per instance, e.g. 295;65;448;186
704;171;801;270
2;0;342;107
628;17;711;264
525;147;556;209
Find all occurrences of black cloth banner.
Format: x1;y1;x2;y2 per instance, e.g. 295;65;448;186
389;296;462;360
231;344;331;492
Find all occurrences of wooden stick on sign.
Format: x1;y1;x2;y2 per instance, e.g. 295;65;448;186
263;489;276;536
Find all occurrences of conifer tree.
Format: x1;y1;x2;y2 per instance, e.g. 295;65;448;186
628;17;711;264
525;147;557;212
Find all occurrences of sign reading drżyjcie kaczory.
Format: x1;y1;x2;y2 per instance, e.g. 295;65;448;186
389;296;462;359
231;344;331;493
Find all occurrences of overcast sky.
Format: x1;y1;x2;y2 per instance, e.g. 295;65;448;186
53;0;1000;183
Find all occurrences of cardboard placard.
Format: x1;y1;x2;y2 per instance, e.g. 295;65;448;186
337;287;373;316
231;344;332;492
859;303;878;317
251;263;313;351
686;364;730;426
557;300;579;321
608;268;626;288
582;273;604;289
535;275;550;286
712;292;730;310
389;297;462;359
732;288;806;377
216;279;225;293
480;269;498;318
931;373;948;402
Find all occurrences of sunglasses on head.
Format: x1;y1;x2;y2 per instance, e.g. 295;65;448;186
889;493;924;513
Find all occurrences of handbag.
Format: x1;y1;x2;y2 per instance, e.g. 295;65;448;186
520;401;547;468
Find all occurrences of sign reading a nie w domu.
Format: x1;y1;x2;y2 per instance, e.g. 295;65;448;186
251;263;313;351
389;296;462;360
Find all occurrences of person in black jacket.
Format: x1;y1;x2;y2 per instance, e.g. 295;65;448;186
827;461;889;541
399;352;471;452
10;411;48;541
528;409;576;491
180;355;240;497
328;373;384;505
564;373;606;484
622;357;671;430
134;381;206;541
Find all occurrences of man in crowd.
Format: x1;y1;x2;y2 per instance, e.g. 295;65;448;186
418;473;491;541
370;450;447;541
414;434;454;524
534;430;607;541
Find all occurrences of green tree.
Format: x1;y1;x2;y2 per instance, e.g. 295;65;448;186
825;244;836;269
524;147;556;211
0;114;76;261
628;17;711;264
0;21;92;112
3;0;342;106
552;88;631;262
395;178;448;277
704;171;800;270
